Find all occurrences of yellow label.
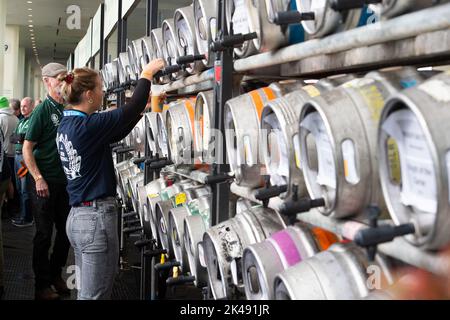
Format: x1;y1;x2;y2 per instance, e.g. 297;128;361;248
387;137;401;185
344;159;349;178
149;193;159;199
175;192;187;206
295;150;301;169
160;254;166;264
358;85;385;122
303;85;321;98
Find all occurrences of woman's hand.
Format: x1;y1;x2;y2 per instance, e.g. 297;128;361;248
141;59;165;81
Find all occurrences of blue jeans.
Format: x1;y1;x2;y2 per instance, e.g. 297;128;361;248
66;197;119;300
14;154;32;222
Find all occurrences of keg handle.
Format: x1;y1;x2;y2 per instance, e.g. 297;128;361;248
254;176;288;208
279;184;325;224
354;206;416;261
210;32;258;52
273;11;315;25
330;0;383;11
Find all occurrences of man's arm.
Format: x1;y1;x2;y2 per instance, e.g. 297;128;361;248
23;140;49;197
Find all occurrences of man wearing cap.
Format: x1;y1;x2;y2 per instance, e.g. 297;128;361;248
23;63;71;300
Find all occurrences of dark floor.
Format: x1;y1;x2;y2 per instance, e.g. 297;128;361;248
1;216;140;300
1;215;203;300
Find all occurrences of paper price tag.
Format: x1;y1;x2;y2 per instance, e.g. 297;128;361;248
232;0;249;35
303;85;321;98
382;110;437;213
301;112;336;189
175;192;187;206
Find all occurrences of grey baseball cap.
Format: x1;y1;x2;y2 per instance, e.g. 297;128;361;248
41;63;67;77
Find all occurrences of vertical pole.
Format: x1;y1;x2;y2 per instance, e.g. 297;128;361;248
211;0;232;226
117;0;126;108
146;0;158;36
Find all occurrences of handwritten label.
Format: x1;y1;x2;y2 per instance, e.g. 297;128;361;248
232;0;249;35
382;109;437;213
301;112;337;189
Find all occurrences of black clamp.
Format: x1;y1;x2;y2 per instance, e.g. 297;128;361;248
176;54;206;66
166;275;196;286
144;248;167;258
123;218;141;227
330;0;383;11
149;159;173;170
113;147;135;155
279;184;325;225
354;206;416;261
110;142;124;149
122;226;143;234
155;261;181;272
133;157;151;166
122;211;138;219
204;173;234;185
134;239;156;249
273;11;315;25
210;32;258;52
153;54;206;79
254;176;287;208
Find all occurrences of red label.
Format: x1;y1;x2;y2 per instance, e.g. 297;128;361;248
215;64;222;84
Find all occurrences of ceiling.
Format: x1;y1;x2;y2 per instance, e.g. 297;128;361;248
5;0;198;67
6;0;102;66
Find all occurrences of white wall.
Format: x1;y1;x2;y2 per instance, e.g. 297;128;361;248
0;0;7;96
16;47;25;99
2;25;20;98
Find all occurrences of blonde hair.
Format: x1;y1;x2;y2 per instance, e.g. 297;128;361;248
59;67;100;105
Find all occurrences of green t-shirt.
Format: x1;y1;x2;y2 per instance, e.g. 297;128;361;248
25;96;67;184
15;116;30;153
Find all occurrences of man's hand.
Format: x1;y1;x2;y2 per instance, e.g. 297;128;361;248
36;178;50;198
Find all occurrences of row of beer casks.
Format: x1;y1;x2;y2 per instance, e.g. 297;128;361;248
114;152;398;300
139;68;450;255
101;0;449;89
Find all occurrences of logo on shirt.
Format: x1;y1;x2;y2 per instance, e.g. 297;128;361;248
57;133;82;180
51;114;60;127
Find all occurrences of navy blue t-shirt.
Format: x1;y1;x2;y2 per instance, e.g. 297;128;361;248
57;108;126;206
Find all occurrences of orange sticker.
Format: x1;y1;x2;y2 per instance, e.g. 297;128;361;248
311;227;339;251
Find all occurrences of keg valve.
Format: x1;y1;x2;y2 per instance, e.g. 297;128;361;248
273;11;315;25
254;176;287;208
210;32;258;52
354;206;416;261
279;185;325;224
204;173;234;185
176;54;206;65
